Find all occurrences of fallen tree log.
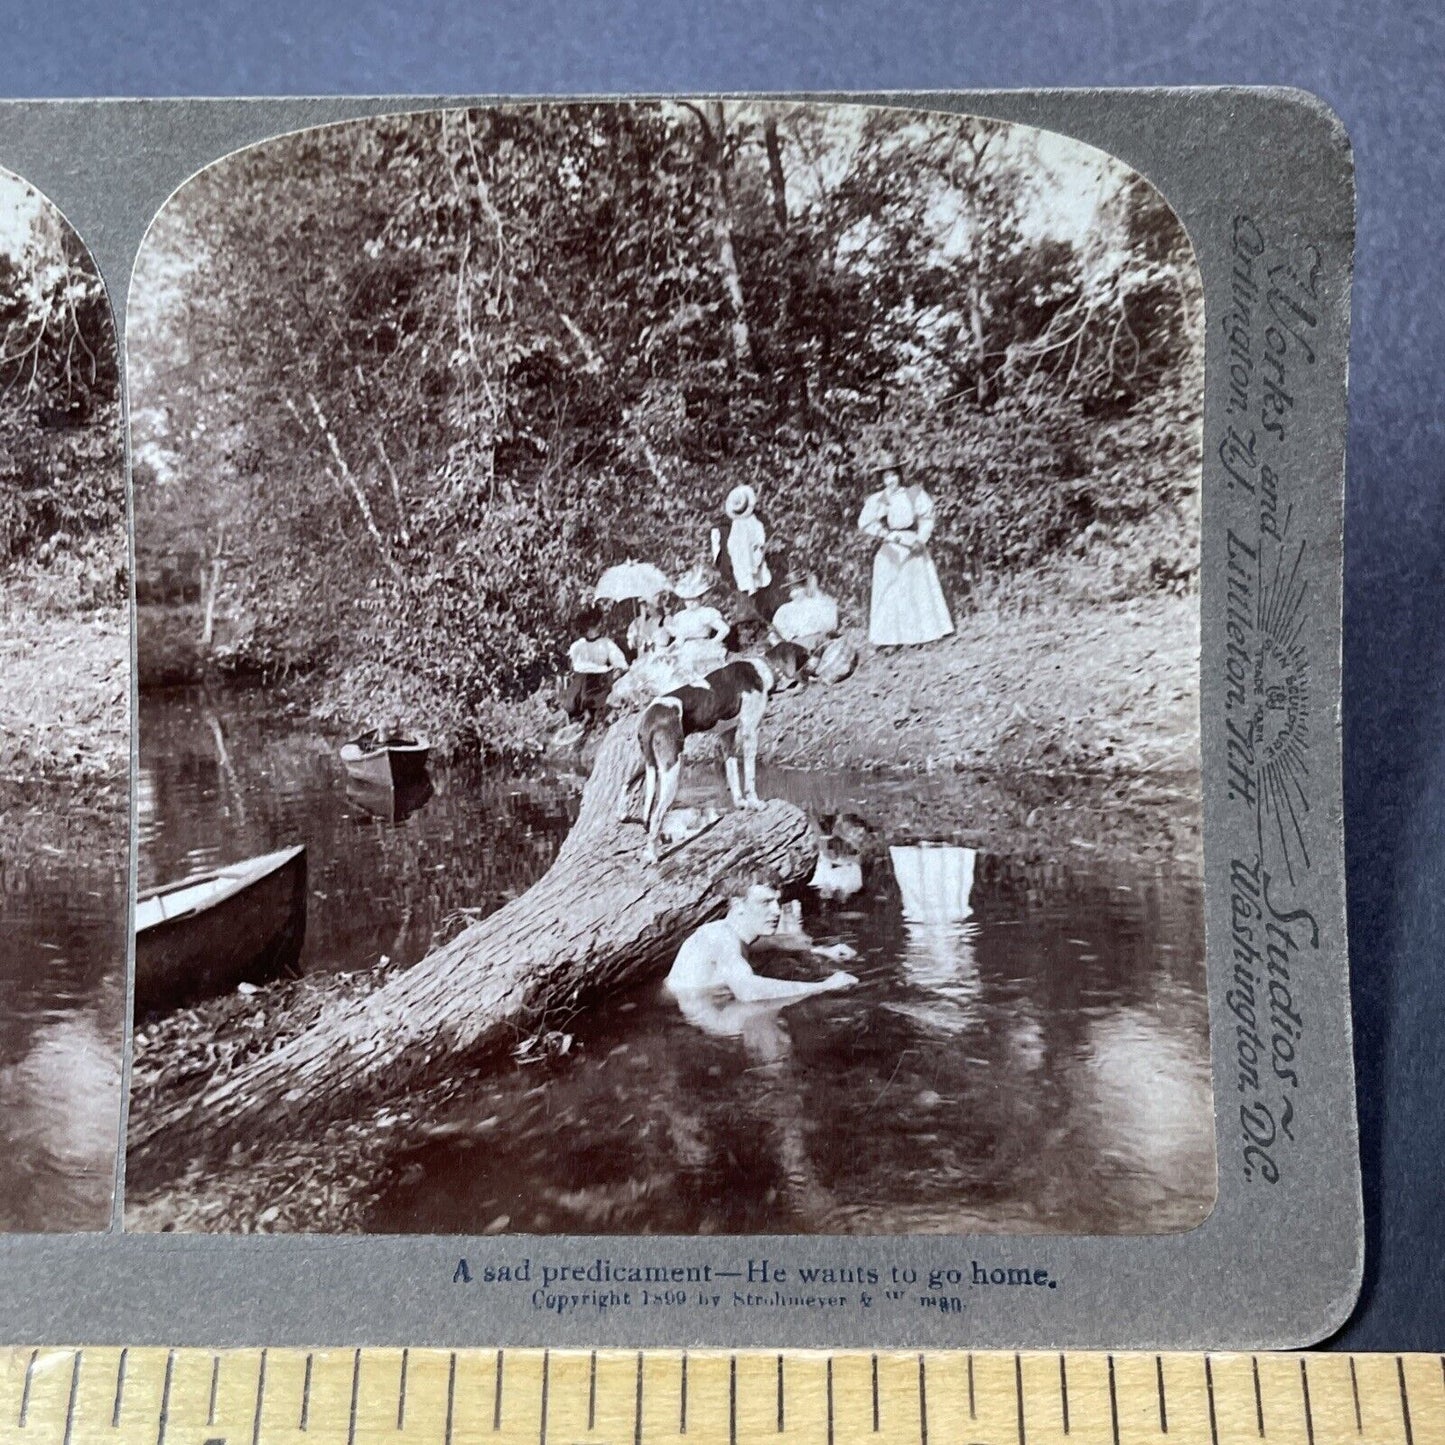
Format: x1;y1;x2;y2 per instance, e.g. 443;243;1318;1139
129;717;817;1166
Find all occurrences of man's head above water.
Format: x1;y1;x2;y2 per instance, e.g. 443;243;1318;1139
723;873;782;943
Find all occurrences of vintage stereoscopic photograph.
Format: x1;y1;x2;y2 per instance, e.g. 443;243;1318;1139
0;167;128;1231
125;100;1210;1238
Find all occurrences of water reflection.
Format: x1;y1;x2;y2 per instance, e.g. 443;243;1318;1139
889;844;981;1024
346;776;435;824
138;688;574;979
370;827;1214;1236
138;686;1215;1237
0;815;124;1231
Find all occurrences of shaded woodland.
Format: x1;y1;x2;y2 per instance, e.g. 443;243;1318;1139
130;102;1203;753
1;171;128;791
0;180;123;606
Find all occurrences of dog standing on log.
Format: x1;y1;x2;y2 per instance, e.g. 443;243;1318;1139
622;642;810;863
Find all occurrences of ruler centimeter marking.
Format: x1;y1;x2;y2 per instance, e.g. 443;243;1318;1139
1205;1355;1219;1445
444;1351;456;1445
1397;1358;1414;1445
918;1355;928;1445
58;1352;77;1445
1107;1354;1120;1445
826;1355;834;1445
4;1349;1444;1445
155;1350;172;1445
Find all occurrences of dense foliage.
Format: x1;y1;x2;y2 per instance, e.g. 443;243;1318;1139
131;103;1202;743
0;190;124;609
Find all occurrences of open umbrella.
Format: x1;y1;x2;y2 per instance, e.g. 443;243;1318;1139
594;561;671;603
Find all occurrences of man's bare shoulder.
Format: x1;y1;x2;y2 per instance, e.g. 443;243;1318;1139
665;919;744;990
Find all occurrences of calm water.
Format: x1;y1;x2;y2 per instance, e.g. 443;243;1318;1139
139;687;1215;1236
0;794;125;1231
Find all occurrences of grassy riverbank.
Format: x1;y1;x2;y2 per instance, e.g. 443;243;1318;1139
303;584;1201;859
306;583;1198;769
765;592;1198;778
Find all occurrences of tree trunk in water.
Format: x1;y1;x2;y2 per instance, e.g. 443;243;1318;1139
128;719;817;1166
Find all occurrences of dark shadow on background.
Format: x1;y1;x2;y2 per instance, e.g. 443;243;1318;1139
1335;394;1445;1348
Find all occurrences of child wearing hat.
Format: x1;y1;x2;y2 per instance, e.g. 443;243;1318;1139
717;484;771;601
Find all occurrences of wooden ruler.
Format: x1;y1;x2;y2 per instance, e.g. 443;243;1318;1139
1;1348;1436;1445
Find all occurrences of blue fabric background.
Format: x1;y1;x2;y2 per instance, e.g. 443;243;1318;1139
2;0;1440;1350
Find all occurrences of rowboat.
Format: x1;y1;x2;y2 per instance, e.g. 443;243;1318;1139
134;845;308;1016
338;734;431;788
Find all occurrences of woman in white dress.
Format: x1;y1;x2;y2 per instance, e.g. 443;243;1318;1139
857;451;954;647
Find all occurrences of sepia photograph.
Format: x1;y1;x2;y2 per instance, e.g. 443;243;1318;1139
125;100;1211;1238
0;167;128;1231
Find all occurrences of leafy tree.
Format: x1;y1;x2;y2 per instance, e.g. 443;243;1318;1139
130;102;1203;748
0;182;123;601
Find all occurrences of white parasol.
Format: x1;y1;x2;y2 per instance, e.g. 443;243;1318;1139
594;561;671;603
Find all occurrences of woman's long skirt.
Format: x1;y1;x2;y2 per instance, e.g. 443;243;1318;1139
868;542;954;646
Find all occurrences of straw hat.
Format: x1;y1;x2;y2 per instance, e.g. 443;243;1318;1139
869;448;903;475
673;564;714;600
725;484;758;518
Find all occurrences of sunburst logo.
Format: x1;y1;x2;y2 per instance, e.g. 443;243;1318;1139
1250;536;1312;883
